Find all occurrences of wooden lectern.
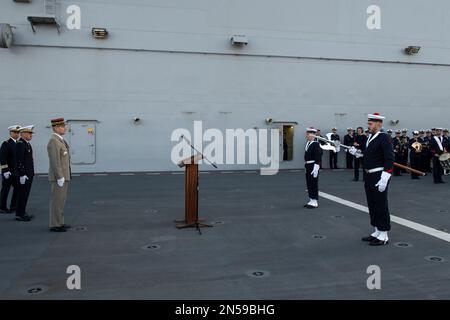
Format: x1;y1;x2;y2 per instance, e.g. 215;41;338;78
175;154;212;230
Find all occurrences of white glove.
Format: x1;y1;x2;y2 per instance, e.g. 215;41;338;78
375;171;391;192
344;149;348;153
3;171;11;179
57;177;65;187
311;164;320;178
20;175;28;185
349;147;363;158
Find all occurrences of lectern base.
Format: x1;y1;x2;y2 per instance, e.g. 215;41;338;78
175;218;212;229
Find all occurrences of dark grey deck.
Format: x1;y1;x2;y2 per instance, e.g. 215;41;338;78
0;170;449;299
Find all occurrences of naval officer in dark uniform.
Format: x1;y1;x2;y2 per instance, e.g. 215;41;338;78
329;127;340;169
304;127;322;209
0;125;21;214
430;128;448;184
350;113;394;246
352;127;367;181
15;125;35;222
343;128;354;169
409;131;423;180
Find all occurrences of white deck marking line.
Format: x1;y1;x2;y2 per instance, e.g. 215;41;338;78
171;172;184;175
146;173;160;175
200;172;210;174
93;173;108;176
120;173;135;176
319;191;450;243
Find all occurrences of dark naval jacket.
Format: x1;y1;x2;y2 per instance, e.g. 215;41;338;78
304;141;322;165
363;131;394;173
0;138;17;175
16;138;35;178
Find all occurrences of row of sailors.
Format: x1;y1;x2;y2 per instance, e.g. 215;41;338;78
315;127;449;183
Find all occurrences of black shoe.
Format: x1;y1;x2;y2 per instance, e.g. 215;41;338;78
305;204;318;209
62;224;71;229
361;235;377;242
369;239;389;246
15;215;31;222
9;207;16;213
50;227;67;232
0;207;11;214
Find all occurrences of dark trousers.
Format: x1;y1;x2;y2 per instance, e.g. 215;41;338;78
354;157;364;181
364;172;391;231
329;151;338;169
16;177;33;216
305;164;319;200
432;156;444;183
410;153;421;179
401;152;408;172
393;153;402;176
346;152;353;169
424;152;432;172
1;175;18;210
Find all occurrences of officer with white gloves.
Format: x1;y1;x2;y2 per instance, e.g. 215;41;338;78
358;114;395;246
303;127;323;209
47;118;72;232
0;125;21;214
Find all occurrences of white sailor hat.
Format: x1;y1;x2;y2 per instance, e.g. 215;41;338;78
413;130;419;135
7;125;21;132
331;127;337;130
426;129;432;133
367;112;385;121
443;128;449;132
347;127;353;131
395;129;401;134
306;127;317;133
19;125;35;133
436;127;443;131
387;129;393;133
419;130;425;134
402;128;408;132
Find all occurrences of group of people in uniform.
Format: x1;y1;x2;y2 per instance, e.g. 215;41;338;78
0;118;72;232
303;113;449;247
316;126;449;184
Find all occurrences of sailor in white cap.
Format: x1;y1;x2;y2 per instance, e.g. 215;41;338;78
400;128;410;171
408;130;422;180
304;127;322;209
329;127;340;169
0;125;21;214
349;113;394;246
444;128;449;145
392;130;403;176
430;127;449;183
15;125;35;221
422;129;433;173
344;128;354;169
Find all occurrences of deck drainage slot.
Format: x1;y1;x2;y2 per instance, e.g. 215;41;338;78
142;244;161;251
247;270;270;278
395;242;412;248
25;286;48;295
425;256;445;263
